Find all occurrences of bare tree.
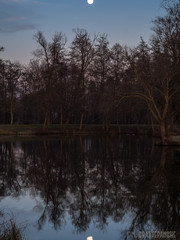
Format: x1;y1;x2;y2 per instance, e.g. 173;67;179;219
4;61;21;124
92;34;111;130
121;28;179;144
33;31;67;127
70;29;97;130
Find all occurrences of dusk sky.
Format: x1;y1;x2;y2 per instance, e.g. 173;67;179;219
0;0;165;64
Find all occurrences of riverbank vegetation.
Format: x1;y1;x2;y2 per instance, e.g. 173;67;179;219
0;0;179;144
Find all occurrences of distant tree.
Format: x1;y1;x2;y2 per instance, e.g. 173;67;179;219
33;31;67;126
64;63;82;124
70;29;97;129
19;60;44;123
5;61;21;124
0;60;22;124
92;33;111;129
109;43;128;125
0;48;6;122
110;43;125;85
0;60;7;123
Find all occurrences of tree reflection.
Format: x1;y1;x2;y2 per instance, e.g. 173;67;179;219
0;141;22;197
0;136;179;236
27;140;67;230
127;147;180;239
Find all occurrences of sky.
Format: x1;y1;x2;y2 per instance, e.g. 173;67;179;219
0;0;165;64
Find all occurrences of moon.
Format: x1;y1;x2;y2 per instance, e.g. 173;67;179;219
87;0;94;4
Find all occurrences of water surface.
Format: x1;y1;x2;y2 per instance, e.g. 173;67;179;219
0;136;179;239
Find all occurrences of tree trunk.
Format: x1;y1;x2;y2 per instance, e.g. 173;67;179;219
106;120;109;132
66;110;73;124
118;125;121;134
44;110;49;128
10;109;13;125
160;121;167;145
160;147;167;169
102;119;105;130
60;106;63;128
151;117;157;136
10;101;14;125
105;116;110;132
79;112;84;131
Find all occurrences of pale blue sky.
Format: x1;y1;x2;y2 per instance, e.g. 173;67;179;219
0;0;164;64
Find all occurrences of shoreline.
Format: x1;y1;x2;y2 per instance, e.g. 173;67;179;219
0;124;159;136
1;124;179;146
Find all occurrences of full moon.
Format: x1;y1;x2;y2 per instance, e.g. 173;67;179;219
87;0;94;4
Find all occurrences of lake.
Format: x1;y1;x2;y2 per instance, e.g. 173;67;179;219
0;136;179;240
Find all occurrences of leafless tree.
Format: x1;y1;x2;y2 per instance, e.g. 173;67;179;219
70;29;97;130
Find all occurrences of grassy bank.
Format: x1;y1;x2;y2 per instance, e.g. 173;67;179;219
0;124;159;136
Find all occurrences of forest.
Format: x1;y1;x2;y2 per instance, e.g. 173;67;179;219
0;1;179;144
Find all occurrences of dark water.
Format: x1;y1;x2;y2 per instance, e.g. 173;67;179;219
0;136;179;240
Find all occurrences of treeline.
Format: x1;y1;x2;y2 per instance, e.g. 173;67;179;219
0;1;179;136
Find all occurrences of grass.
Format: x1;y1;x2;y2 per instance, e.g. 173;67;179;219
0;124;159;136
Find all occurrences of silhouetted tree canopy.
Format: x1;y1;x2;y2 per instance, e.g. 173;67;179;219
0;1;179;142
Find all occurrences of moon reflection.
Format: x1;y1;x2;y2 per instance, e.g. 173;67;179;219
87;0;94;4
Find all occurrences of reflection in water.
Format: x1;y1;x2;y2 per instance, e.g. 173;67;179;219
127;147;180;239
0;136;179;239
